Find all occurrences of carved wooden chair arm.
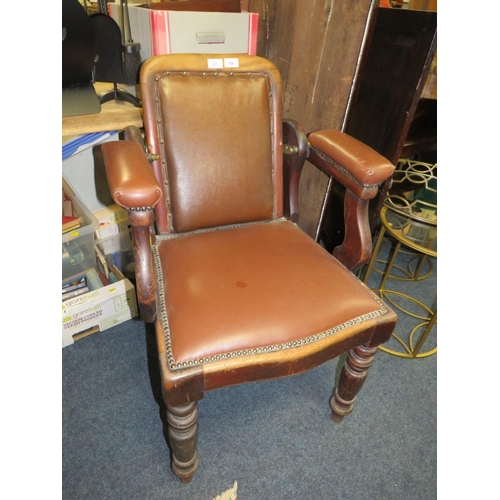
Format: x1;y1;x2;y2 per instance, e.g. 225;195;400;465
101;140;163;323
282;119;309;223
307;130;395;273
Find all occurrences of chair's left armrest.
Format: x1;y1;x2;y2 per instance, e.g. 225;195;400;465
101;140;163;214
307;129;395;273
101;140;163;323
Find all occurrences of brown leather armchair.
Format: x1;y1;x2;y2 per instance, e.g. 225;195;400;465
101;53;397;483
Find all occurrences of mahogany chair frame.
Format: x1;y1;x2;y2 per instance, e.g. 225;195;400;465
101;53;397;483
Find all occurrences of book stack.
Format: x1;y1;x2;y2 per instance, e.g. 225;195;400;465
62;256;138;347
62;265;120;303
62;276;89;301
62;188;81;234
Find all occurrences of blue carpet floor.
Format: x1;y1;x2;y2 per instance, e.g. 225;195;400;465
62;239;437;499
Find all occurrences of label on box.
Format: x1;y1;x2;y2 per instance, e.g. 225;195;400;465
96;218;131;240
62;274;138;346
93;204;129;226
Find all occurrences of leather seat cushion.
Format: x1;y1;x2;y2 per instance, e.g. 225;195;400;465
154;219;387;368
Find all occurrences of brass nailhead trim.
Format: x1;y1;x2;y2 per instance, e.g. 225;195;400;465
129;206;153;212
311;147;379;189
152;219;389;371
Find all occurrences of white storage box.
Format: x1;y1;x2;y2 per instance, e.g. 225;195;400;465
107;3;258;59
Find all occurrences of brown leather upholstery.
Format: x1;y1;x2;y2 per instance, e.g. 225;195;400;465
157;73;275;232
308;129;395;199
139;53;284;234
155;219;388;368
100;53;397;484
103;141;163;208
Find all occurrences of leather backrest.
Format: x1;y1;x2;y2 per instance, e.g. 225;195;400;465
139;54;284;234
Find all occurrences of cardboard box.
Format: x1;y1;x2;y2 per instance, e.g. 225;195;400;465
107;2;258;59
96;218;131;240
93;204;129;226
62;266;138;348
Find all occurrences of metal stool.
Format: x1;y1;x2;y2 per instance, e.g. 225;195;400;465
364;159;437;358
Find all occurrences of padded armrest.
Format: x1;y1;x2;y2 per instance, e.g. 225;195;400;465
101;141;163;210
101;140;162;323
308;130;394;200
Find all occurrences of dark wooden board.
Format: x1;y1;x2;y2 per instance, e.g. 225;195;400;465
320;7;437;251
249;0;377;238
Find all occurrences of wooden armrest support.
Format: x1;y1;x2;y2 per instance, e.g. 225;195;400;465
101;139;162;323
101;140;163;215
123;125;145;146
283;119;308;223
307;130;395;200
130;223;157;323
307;130;394;273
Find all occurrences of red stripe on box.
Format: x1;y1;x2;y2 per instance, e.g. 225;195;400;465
151;10;169;55
248;13;258;55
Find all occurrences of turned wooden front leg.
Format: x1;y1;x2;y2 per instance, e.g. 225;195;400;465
166;402;199;483
330;344;378;423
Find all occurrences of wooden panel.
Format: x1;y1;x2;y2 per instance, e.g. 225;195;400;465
420;51;437;99
249;0;377;238
343;8;437;164
409;0;437;11
248;0;278;60
320;7;437;252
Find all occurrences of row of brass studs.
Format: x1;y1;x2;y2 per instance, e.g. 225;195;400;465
128;206;154;212
312;147;379;189
151;70;276;224
159;299;386;371
152;220;388;371
156;71;268;78
152;79;174;232
155;217;288;242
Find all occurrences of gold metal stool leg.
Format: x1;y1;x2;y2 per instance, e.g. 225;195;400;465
363;225;386;284
377;296;437;358
364;222;437;359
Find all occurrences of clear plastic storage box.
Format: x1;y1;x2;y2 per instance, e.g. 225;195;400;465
62;177;99;281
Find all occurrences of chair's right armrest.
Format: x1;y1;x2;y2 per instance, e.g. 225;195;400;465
101;140;163;323
307;130;395;200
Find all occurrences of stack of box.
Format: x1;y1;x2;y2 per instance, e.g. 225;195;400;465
62;185;138;348
62;177;99;283
94;204;135;279
62;134;138;348
62;265;138;348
